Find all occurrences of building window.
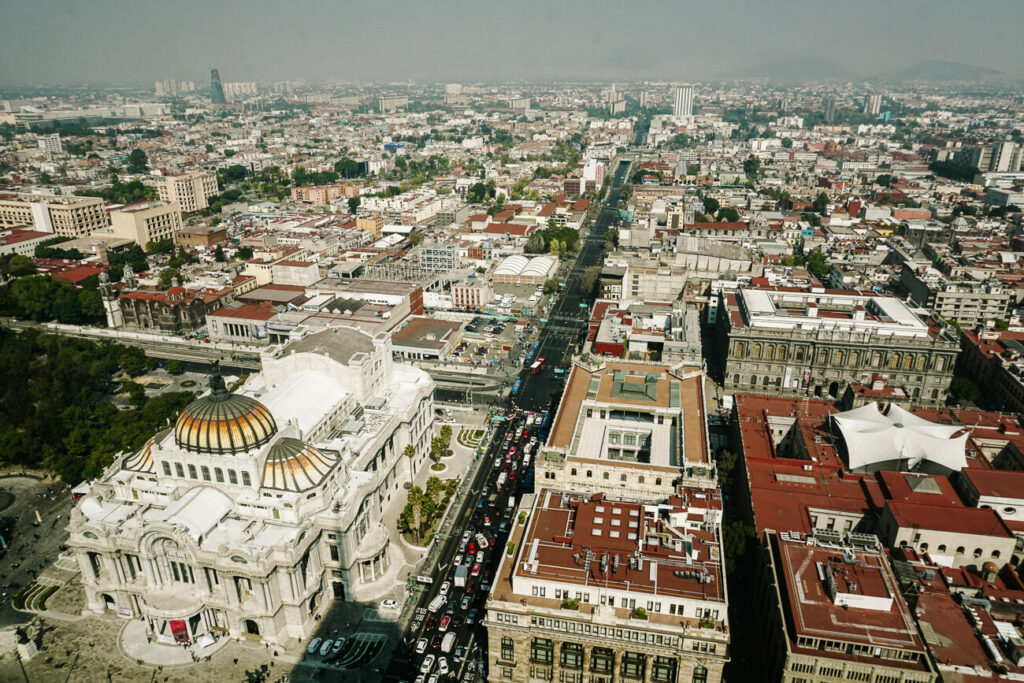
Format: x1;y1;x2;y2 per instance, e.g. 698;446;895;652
162;462;171;476
590;648;614;674
501;636;514;662
620;474;627;482
795;347;805;361
692;665;708;683
560;642;583;670
228;470;238;485
201;466;210;481
652;657;677;683
603;472;610;480
187;464;197;479
621;652;645;680
175;463;185;478
586;470;592;478
530;638;553;665
638;476;645;484
215;468;224;483
241;471;251;486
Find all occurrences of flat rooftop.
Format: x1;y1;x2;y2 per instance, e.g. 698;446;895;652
391;316;460;349
770;533;929;669
311;277;418;296
284;326;375;366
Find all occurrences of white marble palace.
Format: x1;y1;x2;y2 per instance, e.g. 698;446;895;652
66;325;434;646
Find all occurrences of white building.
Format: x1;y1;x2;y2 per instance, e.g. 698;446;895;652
37;133;62;154
672;85;694;119
67;326;434;646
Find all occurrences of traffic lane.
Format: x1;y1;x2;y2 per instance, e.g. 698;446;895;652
408;416;525;664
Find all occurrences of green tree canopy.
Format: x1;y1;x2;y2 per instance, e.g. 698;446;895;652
127;149;148;173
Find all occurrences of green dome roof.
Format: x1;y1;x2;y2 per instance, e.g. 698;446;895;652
174;374;277;454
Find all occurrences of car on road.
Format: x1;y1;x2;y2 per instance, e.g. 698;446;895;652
460;595;471;610
439;580;451;596
430;634;441;649
475;533;489;550
307;637;322;655
380;599;398;610
414;675;425;683
466;608;479;625
446;600;457;615
421;654;435;674
483;514;491;526
439;615;451;632
438;657;450;675
476;550;485;563
453;553;463;566
319;639;333;656
332;639;344;655
454;644;465;663
471;562;481;576
427;675;438;683
417;638;428;654
461;530;471;546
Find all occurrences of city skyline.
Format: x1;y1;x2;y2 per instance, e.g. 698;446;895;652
1;0;1023;85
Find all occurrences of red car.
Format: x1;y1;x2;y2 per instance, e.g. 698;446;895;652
471;562;481;577
439;615;451;632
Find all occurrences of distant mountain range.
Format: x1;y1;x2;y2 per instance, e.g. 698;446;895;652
874;60;1000;82
722;58;1002;83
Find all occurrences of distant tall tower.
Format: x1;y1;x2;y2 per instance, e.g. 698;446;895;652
672;84;694;118
210;69;226;105
98;272;124;329
863;94;882;116
824;95;837;123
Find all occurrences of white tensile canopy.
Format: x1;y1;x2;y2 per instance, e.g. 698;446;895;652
832;402;968;472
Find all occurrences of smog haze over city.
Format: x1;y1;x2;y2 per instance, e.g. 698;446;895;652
2;0;1024;84
3;2;1024;683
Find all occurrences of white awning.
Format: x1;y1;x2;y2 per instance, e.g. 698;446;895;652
833;402;967;472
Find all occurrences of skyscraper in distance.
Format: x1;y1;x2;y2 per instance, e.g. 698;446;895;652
210;69;226;104
673;84;694;118
863;93;882;116
824;95;837;123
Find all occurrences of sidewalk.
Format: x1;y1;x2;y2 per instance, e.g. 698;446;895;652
119;619;231;667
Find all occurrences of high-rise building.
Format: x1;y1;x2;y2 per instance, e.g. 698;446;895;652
157;171;219;213
210;69;226;104
37;133;62;154
109;201;184;245
672;84;694;118
863;93;882;116
824;95;837;123
155;81;165;97
0;193;107;237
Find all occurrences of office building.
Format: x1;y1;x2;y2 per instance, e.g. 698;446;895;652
67;327;435;646
210;69;227;104
536;358;715;500
672;85;694;119
109;201;184;245
157;171;219;213
486;488;729;683
756;531;937;683
715;284;958;403
0;192;108;237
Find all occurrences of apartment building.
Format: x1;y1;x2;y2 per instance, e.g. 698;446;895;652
157;170;219;213
716;284;958;403
451;282;493;310
109;201;184;245
0;193;108;237
418;242;459;272
957;327;1024;413
486;488;728;683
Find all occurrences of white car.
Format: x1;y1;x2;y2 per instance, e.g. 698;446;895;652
331;638;344;654
319;639;333;656
416;638;428;654
428;676;439;683
421;654;435;674
307;637;322;655
453;553;464;566
439;580;451;597
476;551;485;563
438;657;450;675
380;599;398;610
443;417;456;424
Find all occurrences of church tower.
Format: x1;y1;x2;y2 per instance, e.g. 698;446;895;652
98;271;124;329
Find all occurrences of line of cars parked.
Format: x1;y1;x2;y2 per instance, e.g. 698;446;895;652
410;410;547;683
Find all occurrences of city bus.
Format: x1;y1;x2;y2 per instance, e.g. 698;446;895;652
530;357;546;374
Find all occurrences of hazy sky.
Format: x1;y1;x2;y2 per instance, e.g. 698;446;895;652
2;0;1023;85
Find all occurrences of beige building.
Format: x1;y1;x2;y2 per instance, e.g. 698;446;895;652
452;282;493;310
157;171;219;213
109;201;183;245
0;192;108;238
356;214;384;238
486;488;729;683
537;358;716;501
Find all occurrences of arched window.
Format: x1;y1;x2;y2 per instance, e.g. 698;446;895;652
735;342;746;357
889;353;900;369
777;346;787;360
752;344;762;359
638;476;645;484
765;344;774;360
903;354;913;370
795;347;805;361
834;350;844;366
956;546;965;555
850;351;859;366
603;472;610;480
750;375;758;386
973;548;983;558
620;474;627;482
992;550;1002;559
916;355;927;371
938;544;947;552
936;356;947;372
763;376;771;387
